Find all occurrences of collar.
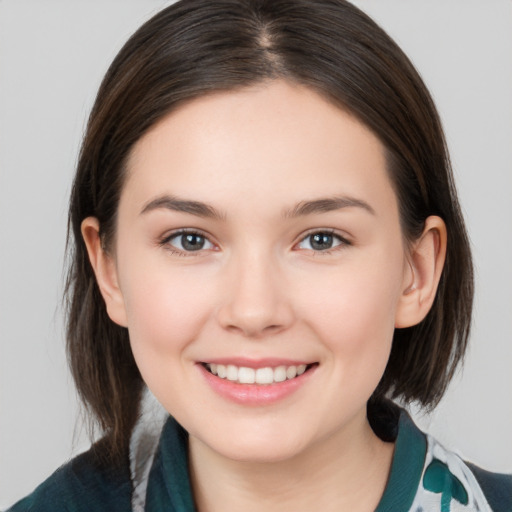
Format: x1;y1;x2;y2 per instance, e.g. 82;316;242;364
144;416;195;512
376;408;427;511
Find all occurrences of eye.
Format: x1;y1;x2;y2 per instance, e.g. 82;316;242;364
164;231;215;252
297;231;348;251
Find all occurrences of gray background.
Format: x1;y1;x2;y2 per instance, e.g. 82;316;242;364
1;0;511;507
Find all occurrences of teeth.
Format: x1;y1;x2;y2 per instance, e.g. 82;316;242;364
256;367;274;384
286;366;297;379
217;365;227;379
238;367;255;384
226;365;238;381
206;363;310;384
274;366;287;382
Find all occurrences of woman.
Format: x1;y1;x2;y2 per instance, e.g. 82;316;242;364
6;1;511;510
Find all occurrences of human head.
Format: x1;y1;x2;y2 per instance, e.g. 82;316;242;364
66;0;473;461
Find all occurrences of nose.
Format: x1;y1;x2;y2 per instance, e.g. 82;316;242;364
216;249;295;339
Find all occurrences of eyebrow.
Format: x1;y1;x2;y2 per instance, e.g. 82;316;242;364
140;195;226;220
283;196;376;218
140;194;375;220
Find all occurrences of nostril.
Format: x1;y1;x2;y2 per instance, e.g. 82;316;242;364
216;288;295;338
223;322;286;339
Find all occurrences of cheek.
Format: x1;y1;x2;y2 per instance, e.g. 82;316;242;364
118;259;216;364
297;249;404;368
119;263;220;410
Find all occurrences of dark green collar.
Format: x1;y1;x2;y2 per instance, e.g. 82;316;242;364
375;410;427;511
145;417;196;512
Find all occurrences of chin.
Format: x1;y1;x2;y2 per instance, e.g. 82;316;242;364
188;418;320;465
212;437;308;464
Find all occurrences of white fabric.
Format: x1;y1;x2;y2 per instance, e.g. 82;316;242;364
129;387;169;512
409;434;492;512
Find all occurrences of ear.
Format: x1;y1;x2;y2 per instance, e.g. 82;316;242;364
395;216;447;328
81;217;128;327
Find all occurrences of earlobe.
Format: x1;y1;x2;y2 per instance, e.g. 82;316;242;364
81;217;128;327
395;216;447;328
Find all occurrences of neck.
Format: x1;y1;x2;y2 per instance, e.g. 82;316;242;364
189;410;395;512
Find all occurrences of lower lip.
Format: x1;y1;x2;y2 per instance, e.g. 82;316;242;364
198;364;316;406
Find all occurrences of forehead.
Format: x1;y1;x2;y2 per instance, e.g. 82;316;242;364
123;80;397;219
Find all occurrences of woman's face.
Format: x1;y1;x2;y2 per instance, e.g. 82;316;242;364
109;80;411;462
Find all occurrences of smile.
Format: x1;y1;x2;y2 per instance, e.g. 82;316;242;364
199;361;317;405
204;363;309;385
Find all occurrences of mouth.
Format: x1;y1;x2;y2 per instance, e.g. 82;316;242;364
202;362;316;385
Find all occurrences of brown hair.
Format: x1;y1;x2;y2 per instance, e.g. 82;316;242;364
66;0;473;463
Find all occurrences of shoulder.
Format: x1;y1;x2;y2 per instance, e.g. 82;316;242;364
6;442;132;512
466;462;512;512
372;401;512;512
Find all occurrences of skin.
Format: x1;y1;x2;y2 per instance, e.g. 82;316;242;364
83;80;446;511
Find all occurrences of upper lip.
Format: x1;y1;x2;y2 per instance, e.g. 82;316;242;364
199;358;315;369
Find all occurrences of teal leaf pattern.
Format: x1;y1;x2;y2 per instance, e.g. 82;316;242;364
423;459;469;512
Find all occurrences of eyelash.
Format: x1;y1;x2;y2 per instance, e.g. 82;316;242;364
159;228;351;256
